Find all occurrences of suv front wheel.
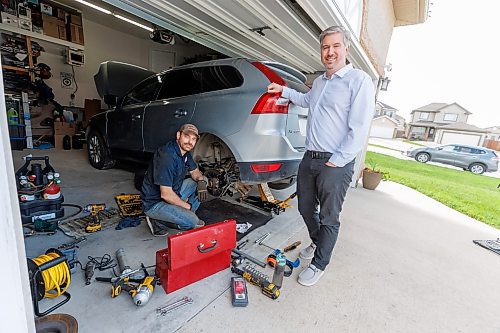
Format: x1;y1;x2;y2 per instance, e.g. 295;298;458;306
469;163;485;175
87;129;116;170
415;152;430;163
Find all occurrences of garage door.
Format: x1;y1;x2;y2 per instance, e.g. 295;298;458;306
440;132;480;145
370;125;395;138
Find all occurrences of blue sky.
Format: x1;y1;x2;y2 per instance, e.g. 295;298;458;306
379;0;499;128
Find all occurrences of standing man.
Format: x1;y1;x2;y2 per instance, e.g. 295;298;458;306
268;26;375;286
141;123;208;236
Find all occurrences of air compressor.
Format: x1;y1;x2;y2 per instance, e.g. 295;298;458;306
15;156;64;231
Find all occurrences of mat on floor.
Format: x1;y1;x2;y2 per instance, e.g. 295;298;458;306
58;207;125;238
197;198;272;241
473;239;500;256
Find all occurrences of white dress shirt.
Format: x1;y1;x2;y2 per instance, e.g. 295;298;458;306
281;64;375;167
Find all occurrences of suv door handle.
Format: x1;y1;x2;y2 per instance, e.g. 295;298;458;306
174;109;188;118
132;114;142;120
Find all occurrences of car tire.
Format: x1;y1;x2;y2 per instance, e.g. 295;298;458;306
415;152;430;163
469;163;485;175
87;129;116;170
268;177;297;190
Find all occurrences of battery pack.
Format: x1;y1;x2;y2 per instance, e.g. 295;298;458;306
231;277;248;307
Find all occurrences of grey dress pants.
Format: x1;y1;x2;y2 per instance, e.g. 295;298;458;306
297;152;355;270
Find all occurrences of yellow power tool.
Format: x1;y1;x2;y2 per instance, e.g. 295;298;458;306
84;203;106;233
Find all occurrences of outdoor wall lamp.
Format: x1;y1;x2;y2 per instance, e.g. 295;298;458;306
379;77;391;91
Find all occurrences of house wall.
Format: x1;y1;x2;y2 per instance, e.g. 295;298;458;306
433;105;469;123
36;18;211;109
360;0;395;75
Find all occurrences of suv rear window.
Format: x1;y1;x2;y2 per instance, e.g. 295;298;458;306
157;66;243;99
122;75;162;106
200;66;243;92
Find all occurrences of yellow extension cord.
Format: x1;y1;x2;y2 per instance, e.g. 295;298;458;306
32;252;71;299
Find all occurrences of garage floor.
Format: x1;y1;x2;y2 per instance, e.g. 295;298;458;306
11;149;500;333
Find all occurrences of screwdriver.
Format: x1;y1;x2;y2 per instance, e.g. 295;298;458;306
283;241;301;253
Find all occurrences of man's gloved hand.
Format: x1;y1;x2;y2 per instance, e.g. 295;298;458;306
197;180;208;202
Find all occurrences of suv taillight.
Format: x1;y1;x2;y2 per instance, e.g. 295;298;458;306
251;163;282;173
492;156;499;161
251;93;289;114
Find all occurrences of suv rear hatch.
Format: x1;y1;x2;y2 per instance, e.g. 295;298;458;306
255;61;309;150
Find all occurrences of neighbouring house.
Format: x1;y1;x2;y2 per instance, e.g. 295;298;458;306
484;126;500;150
434;123;488;146
406;102;472;141
370;101;406;138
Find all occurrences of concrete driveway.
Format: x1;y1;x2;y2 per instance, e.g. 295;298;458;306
13;149;500;332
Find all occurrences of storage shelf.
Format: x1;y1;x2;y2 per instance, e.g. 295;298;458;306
2;65;29;73
0;23;84;50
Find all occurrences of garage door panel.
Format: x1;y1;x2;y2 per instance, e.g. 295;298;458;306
440;132;480;146
370;126;394;138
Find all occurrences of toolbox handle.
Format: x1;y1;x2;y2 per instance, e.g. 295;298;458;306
197;240;217;253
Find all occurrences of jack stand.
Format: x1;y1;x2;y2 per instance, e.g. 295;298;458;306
239;183;296;215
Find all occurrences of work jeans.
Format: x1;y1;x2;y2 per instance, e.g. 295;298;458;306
145;179;201;230
297;153;354;270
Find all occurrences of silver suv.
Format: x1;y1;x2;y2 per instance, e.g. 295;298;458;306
406;144;499;174
87;59;309;194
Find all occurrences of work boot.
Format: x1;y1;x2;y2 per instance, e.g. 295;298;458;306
299;242;317;260
297;264;324;287
145;216;169;237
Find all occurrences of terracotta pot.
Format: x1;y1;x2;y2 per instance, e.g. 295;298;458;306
362;168;383;190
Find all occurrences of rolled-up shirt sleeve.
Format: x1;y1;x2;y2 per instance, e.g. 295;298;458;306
329;75;375;167
281;86;311;109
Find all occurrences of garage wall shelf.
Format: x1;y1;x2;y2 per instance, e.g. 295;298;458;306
0;23;84;51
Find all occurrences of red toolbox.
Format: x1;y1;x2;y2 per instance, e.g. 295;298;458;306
156;219;236;293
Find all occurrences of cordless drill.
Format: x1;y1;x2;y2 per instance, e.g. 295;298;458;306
131;276;156;306
84;203;106;233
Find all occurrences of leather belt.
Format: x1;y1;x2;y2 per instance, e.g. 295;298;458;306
306;150;333;159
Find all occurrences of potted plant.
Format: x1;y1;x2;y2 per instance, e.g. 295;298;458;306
362;161;388;190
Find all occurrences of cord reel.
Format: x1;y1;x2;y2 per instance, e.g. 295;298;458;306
27;248;72;317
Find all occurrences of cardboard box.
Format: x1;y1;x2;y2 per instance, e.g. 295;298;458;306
84;99;102;122
55;8;66;20
54;122;76;136
42;14;59;38
68;13;82;26
42;14;66;40
54;134;66;149
68;23;84;45
58;24;66;40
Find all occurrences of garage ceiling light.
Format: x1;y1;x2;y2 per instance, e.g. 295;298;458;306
73;0;111;15
113;14;153;32
72;0;153;32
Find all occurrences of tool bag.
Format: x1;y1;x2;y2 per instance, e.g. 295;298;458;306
156;219;236;293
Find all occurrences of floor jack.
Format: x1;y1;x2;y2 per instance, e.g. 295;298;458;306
239;183;296;215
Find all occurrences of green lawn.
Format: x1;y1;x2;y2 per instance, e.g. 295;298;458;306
403;139;426;147
366;152;500;228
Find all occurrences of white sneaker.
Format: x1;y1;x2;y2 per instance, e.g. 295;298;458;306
298;264;324;286
299;242;317;260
